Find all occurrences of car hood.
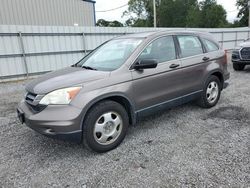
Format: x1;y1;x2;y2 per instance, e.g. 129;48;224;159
238;41;250;48
26;67;110;94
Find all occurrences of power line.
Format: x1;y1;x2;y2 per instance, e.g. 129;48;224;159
227;9;238;13
96;4;128;12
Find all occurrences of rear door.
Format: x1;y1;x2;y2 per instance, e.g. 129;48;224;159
175;35;208;94
131;36;185;111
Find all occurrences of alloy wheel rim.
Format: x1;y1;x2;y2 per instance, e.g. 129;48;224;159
206;81;219;104
93;112;123;145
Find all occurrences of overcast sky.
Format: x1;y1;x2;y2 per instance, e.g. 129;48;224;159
95;0;238;24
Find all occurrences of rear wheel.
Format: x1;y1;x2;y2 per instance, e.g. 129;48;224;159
233;63;245;71
83;100;129;153
197;75;221;108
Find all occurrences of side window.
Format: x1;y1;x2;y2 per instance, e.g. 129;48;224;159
202;38;219;52
177;35;203;58
138;36;176;63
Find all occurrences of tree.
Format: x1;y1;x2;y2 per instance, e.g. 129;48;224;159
236;0;249;27
110;21;124;27
96;19;124;27
158;0;199;27
186;4;202;27
123;0;157;27
124;0;229;28
199;0;228;28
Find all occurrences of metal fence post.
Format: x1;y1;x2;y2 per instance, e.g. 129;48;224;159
235;31;238;48
82;32;87;55
18;31;29;78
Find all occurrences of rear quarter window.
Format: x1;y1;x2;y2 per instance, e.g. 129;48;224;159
202;38;219;52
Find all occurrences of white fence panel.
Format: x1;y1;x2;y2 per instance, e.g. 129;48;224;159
1;25;250;82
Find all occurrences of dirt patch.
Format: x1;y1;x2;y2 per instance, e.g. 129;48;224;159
207;106;249;121
0;101;18;117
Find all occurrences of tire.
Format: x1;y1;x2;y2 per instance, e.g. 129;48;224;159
233;63;245;71
197;75;222;108
83;100;129;153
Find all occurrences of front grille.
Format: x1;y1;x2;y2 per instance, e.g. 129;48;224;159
240;47;250;60
232;51;240;60
25;92;46;113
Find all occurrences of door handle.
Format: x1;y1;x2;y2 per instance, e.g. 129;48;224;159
202;57;210;61
169;64;180;69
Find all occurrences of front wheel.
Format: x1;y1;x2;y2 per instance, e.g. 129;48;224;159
197;75;221;108
83;100;129;153
233;63;245;71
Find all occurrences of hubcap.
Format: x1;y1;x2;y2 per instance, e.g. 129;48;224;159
93;112;123;145
206;81;219;104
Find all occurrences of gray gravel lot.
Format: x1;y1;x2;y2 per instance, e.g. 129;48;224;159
0;61;249;188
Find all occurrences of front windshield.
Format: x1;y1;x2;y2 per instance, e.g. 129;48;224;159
77;38;143;71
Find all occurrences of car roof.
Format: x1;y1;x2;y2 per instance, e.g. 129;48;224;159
116;30;214;40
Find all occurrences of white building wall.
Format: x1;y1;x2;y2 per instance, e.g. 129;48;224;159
0;0;95;26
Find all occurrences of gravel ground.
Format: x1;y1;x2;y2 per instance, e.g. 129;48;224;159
0;60;249;188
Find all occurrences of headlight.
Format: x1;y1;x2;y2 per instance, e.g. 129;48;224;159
39;87;82;105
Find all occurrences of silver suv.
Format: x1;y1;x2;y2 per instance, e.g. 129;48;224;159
17;31;230;152
232;38;250;71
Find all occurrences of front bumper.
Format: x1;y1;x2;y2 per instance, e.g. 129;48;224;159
232;50;250;64
231;47;250;65
17;101;83;143
232;59;250;65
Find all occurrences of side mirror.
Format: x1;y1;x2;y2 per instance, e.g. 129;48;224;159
133;59;158;70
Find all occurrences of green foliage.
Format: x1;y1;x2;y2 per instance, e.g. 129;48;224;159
124;0;229;28
123;0;156;27
199;0;228;28
96;19;124;27
186;5;202;28
236;0;249;27
158;0;198;27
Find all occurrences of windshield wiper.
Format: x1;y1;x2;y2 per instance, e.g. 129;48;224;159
82;65;97;70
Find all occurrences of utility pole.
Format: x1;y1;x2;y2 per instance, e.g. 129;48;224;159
248;0;250;27
153;0;156;27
